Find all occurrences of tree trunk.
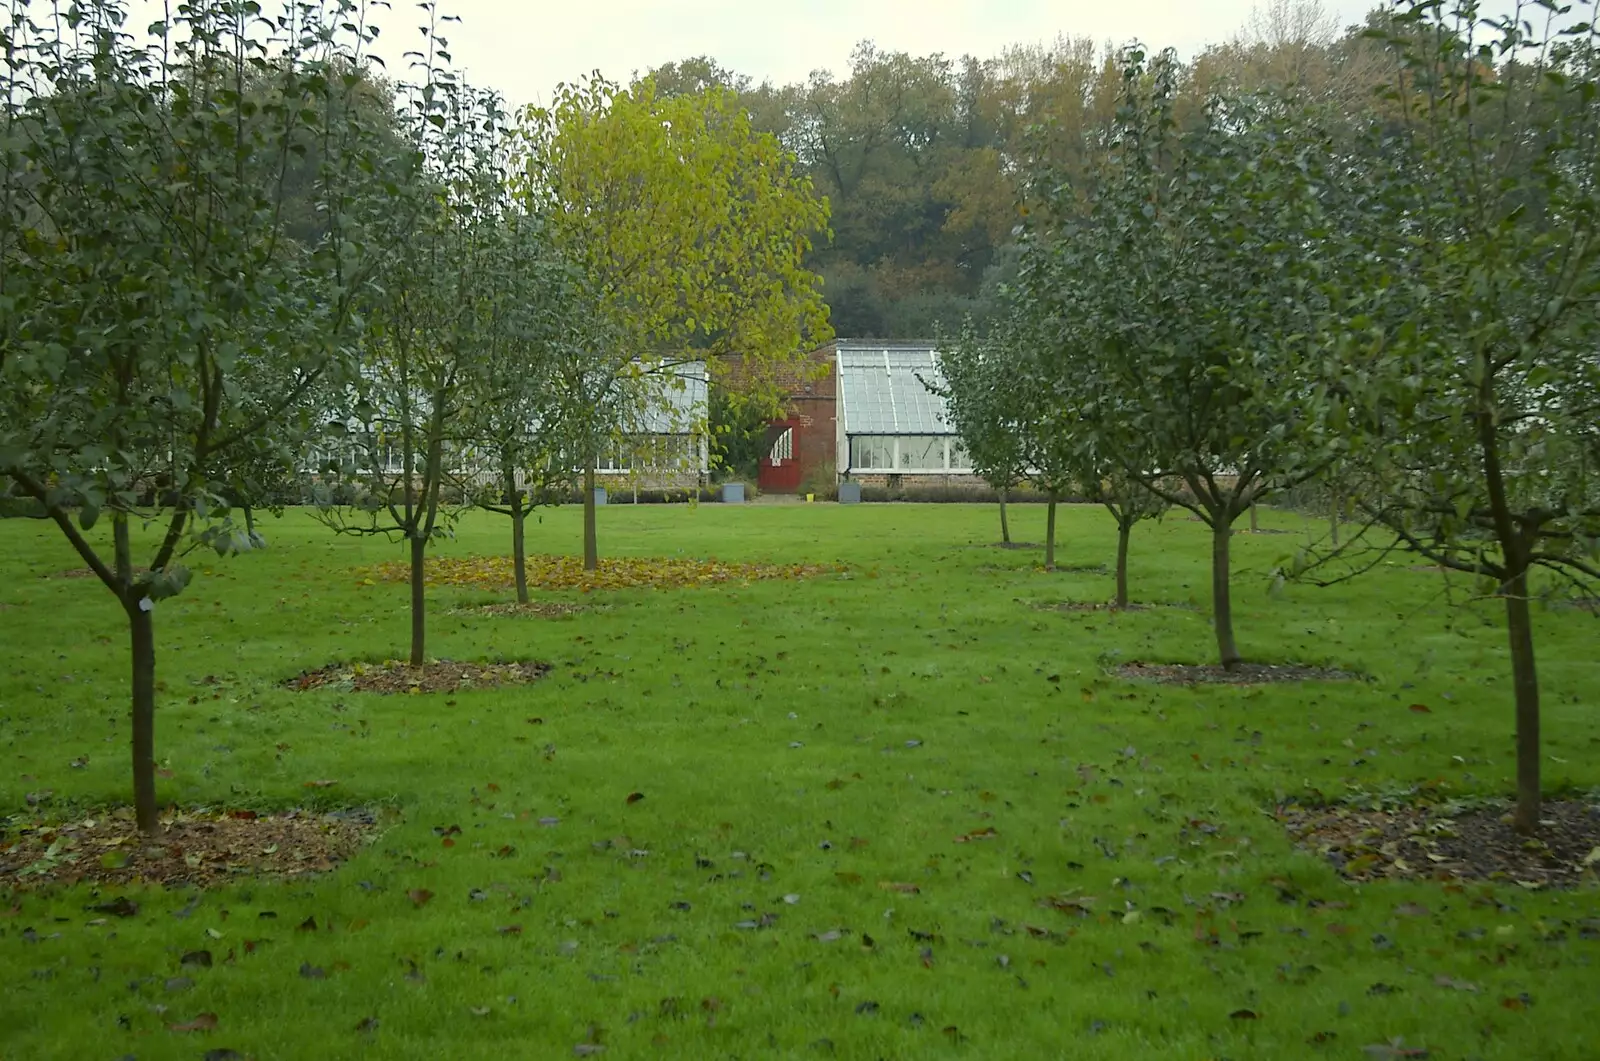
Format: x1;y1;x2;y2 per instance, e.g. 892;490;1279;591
1115;520;1131;610
1502;571;1541;833
506;466;529;605
126;599;159;834
1044;494;1057;571
409;534;426;667
1330;492;1340;547
998;486;1011;544
583;462;599;572
1211;520;1240;669
1249;504;1259;533
243;505;257;540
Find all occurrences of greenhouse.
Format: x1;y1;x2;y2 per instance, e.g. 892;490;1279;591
835;342;972;478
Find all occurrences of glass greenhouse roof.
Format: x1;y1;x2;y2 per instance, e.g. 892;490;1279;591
837;343;954;435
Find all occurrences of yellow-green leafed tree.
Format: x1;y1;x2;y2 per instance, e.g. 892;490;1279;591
521;76;832;568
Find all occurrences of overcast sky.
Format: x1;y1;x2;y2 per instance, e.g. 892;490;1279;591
361;0;1381;107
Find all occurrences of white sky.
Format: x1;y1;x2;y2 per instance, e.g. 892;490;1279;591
365;0;1382;107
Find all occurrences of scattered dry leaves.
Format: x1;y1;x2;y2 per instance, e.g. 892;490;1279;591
451;601;590;619
0;807;376;889
1116;661;1362;685
1281;799;1600;888
284;658;551;695
357;554;840;594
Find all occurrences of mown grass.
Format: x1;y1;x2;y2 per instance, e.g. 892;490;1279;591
1;503;1596;1061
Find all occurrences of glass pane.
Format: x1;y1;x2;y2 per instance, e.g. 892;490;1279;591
850;436;892;470
947;438;970;471
899;436;942;470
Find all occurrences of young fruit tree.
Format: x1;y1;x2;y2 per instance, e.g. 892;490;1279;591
522;74;831;569
452;225;588;606
1322;0;1600;833
316;68;530;666
1018;48;1343;666
934;328;1030;545
0;0;403;832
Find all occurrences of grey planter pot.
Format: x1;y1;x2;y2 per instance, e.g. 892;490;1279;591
837;481;862;504
720;482;746;503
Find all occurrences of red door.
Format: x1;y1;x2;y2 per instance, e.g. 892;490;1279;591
758;420;803;493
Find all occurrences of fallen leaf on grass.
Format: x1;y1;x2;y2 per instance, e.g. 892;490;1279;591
356;1017;379;1033
497;924;523;936
1408;704;1431;713
1361;1041;1429;1058
168;1012;219;1032
1230;1009;1259;1020
89;897;139;918
954;826;998;843
407;889;433;908
878;881;920;894
180;949;213;968
835;872;863;885
302;780;338;788
1433;975;1479;992
625;792;645;805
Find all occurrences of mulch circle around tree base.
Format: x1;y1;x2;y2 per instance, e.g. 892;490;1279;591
284;659;551;694
1038;600;1152;613
451;601;590;619
1280;800;1600;888
1044;563;1109;575
0;807;377;891
1114;660;1362;684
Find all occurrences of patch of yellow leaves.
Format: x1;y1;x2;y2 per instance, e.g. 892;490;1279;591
358;554;839;593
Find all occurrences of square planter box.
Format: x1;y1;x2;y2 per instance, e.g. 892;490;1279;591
838;481;862;504
720;482;746;503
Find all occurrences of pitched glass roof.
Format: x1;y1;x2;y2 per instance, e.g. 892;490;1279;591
837;343;954;435
620;363;707;434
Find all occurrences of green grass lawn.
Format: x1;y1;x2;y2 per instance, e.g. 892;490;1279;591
1;503;1597;1060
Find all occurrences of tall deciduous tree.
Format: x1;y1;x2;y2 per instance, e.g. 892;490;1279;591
522;74;830;570
0;0;402;832
1324;0;1600;833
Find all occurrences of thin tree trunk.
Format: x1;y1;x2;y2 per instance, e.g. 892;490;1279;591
1475;383;1541;834
126;599;159;834
583;462;599;572
998;486;1011;544
1115;520;1131;610
1503;570;1541;834
1249;504;1259;533
243;505;257;540
1044;494;1057;571
506;465;529;605
409;534;426;667
1212;520;1240;669
1330;492;1340;547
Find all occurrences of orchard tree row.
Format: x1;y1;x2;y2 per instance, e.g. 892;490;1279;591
940;0;1600;834
0;0;830;832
